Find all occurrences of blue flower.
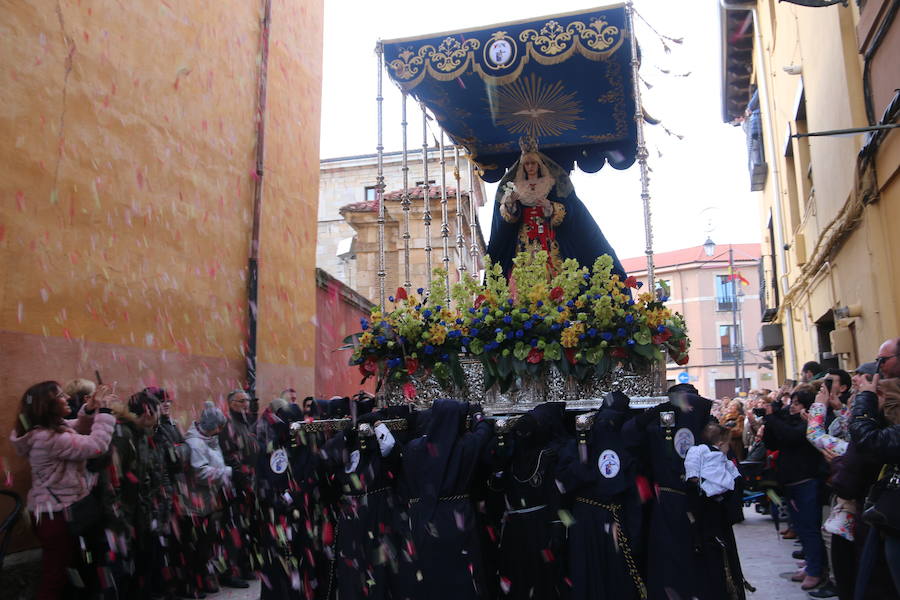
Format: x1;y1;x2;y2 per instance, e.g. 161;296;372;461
495;328;502;333
578;334;586;340
388;296;395;302
472;318;482;326
627;339;636;346
657;325;666;333
523;321;533;330
417;287;424;294
520;308;528;313
422;309;432;318
482;307;491;315
583;273;591;280
503;315;512;325
376;335;386;344
557;306;565;313
360;318;369;331
380;321;388;328
588;328;597;337
616;328;626;338
440;353;449;362
435;305;442;311
566;300;575;307
507;298;514;305
387;357;403;368
506;331;514;339
601;332;613;341
660;295;670;302
551;323;561;331
448;330;462;338
536;301;544;307
424;344;435;355
469;308;477;314
462;337;470;345
530;339;538;347
628;300;636;306
415;304;422;310
485;341;499;351
515;330;524;338
625;314;634;324
564;320;571;327
470;328;480;336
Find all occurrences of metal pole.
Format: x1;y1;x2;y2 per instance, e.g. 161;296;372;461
439;132;451;305
375;42;386;310
626;1;655;287
467;156;479;273
454;146;467;277
401;92;412;292
421;108;433;287
730;246;740;394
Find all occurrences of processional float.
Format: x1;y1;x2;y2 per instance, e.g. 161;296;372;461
331;2;692;424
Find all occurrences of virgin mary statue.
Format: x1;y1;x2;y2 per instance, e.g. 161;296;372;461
485;147;627;280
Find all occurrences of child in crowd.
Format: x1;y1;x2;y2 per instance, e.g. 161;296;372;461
685;423;741;497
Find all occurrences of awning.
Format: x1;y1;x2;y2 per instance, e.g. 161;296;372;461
381;3;638;182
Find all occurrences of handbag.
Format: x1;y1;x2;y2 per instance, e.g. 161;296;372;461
48;485;102;537
862;464;900;536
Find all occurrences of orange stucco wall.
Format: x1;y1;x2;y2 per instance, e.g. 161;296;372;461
0;0;323;548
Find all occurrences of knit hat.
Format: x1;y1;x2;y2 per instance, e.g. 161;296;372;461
270;397;289;414
198;400;227;434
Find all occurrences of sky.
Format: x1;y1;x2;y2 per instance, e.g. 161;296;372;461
318;0;762;262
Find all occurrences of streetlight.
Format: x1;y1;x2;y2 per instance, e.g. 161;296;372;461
703;236;744;396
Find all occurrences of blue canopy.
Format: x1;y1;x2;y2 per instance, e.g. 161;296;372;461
382;3;637;182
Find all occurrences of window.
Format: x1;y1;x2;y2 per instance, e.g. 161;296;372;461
364;186;377;202
715;275;738;311
719;324;742;362
415;179;436;187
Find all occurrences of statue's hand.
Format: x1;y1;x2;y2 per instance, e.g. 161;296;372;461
541;199;553;218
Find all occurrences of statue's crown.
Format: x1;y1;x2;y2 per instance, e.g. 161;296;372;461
518;135;539;154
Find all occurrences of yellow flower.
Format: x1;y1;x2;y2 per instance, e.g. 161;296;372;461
560;322;585;348
359;332;374;346
429;323;447;345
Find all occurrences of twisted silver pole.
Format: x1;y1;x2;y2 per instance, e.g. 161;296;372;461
375;42;386;309
400;92;412;292
421;108;433;287
467;155;479;272
626;2;654;288
439;132;451;305
453;146;467;276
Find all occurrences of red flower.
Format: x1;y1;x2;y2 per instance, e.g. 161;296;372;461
549;286;565;303
395;287;408;301
526;348;544;364
675;353;690;366
624;276;639;289
652;329;673;345
403;382;417;400
406;357;419;375
359;357;377;378
474;294;486;308
565;348;578;365
611;347;628;359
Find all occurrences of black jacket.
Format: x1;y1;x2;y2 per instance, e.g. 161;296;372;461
849;390;900;463
763;410;825;484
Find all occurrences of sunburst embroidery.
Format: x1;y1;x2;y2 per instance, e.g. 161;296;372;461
489;73;583;138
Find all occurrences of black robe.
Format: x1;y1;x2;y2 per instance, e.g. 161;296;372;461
402;399;494;600
623;394;744;600
255;415;322;600
492;403;570;600
321;426;415;600
557;397;645;600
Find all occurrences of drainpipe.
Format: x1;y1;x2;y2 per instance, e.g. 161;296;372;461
720;0;799;378
247;0;272;399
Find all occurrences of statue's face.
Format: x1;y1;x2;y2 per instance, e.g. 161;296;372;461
523;157;539;178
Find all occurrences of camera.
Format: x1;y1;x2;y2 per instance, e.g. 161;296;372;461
824;378;833;392
753;407;766;417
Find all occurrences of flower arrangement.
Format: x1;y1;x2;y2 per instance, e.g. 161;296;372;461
347;251;690;398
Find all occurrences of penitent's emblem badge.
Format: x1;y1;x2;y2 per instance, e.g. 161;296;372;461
270;448;288;474
598;449;621;479
484;33;517;69
674;428;695;458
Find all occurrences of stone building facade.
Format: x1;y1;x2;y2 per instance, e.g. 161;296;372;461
319;149;486;304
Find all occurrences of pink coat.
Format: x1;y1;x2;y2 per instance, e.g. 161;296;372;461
10;408;115;515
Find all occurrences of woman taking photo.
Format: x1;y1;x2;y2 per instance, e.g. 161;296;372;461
9;380;117;600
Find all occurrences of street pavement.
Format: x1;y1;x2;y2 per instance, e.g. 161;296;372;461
216;506;815;600
735;507;815;599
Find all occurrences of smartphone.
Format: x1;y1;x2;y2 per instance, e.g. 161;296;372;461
824;378;833;391
753;407;766;417
94;370;103;385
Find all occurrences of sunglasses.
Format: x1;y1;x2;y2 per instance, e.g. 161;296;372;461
875;352;900;371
